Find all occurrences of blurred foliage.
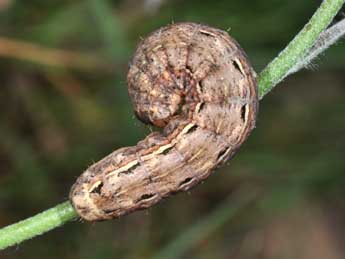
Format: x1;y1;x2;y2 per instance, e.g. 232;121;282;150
0;0;344;258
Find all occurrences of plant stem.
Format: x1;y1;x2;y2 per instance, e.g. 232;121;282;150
258;0;345;99
287;18;345;76
0;201;77;250
0;0;344;251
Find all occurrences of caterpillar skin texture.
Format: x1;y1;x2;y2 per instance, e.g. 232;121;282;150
70;22;258;221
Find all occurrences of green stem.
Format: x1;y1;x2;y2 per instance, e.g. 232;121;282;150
0;0;343;251
258;0;345;98
0;201;77;250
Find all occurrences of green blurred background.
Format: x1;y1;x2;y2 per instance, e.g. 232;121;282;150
0;0;345;258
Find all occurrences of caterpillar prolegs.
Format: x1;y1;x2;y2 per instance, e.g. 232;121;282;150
70;22;258;221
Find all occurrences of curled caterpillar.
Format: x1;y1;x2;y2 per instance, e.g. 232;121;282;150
70;22;258;221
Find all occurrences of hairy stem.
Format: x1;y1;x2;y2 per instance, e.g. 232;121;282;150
0;201;77;250
287;18;345;76
258;0;345;98
0;0;344;251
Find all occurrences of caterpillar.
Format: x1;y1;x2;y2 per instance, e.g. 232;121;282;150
70;22;258;221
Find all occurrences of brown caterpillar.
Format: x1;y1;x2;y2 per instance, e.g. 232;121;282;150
70;22;258;221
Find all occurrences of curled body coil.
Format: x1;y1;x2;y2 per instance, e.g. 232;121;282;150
70;22;258;221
